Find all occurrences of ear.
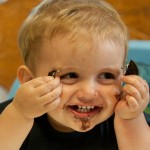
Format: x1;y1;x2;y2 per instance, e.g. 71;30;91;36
17;65;34;84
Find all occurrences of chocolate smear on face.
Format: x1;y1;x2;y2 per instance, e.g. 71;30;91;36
81;118;90;130
74;116;91;130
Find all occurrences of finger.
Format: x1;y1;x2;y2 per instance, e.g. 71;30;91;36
26;76;54;88
35;77;60;96
133;76;149;92
45;97;61;110
126;95;139;112
39;84;62;105
122;75;149;92
122;84;141;102
37;97;61;115
122;75;149;99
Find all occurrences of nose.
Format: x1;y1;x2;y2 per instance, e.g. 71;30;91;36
76;80;99;103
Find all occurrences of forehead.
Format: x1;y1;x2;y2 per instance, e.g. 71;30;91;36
40;33;125;67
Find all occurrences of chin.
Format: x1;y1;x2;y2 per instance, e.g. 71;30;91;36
67;117;97;132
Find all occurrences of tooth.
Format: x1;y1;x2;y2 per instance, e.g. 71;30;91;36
81;109;84;112
81;106;86;109
77;105;95;112
91;106;94;109
87;106;91;109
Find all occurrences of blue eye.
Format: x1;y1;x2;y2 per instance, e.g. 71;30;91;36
98;73;115;79
60;72;78;79
60;72;79;84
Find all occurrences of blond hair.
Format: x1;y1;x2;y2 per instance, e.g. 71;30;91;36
19;0;128;71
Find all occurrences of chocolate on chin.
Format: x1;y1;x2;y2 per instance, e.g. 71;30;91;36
125;60;139;76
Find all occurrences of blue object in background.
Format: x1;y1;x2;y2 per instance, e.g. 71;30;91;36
127;40;150;84
127;40;150;65
7;78;20;99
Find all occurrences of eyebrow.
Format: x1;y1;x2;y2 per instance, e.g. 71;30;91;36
48;65;122;77
100;67;122;75
48;67;78;78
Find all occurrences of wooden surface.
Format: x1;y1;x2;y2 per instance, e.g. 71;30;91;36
0;0;150;90
0;0;41;90
107;0;150;39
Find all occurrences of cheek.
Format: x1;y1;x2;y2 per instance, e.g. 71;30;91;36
59;85;75;104
100;84;121;104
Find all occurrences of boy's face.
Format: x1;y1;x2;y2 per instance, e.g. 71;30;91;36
34;35;125;132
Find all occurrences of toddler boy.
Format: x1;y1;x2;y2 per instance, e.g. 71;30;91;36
0;0;150;149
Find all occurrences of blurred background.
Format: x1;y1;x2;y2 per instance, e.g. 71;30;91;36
0;0;150;102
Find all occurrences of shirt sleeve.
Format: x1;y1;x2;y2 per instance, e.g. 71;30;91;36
0;99;12;114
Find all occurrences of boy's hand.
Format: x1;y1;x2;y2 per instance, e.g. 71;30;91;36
12;76;62;120
115;75;149;119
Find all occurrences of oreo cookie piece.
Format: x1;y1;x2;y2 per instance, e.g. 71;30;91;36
125;60;139;76
48;70;59;77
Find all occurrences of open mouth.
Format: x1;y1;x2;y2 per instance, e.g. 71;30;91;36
68;105;102;118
